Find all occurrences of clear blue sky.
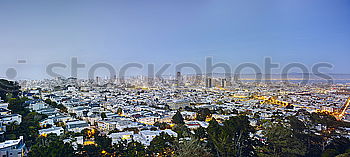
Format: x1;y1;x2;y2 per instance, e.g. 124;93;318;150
0;0;349;79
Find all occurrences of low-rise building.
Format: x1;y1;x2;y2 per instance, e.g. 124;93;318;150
0;114;22;125
28;102;48;111
66;120;90;133
0;136;26;157
108;131;134;145
39;127;64;136
39;118;54;128
0;108;11;116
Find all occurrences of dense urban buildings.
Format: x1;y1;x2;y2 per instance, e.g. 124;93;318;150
1;76;350;156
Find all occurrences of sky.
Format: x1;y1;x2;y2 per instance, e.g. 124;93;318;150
0;0;350;80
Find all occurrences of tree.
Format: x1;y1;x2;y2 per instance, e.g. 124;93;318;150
4;122;20;141
260;123;307;157
196;108;211;121
323;137;350;157
117;108;123;115
154;122;171;130
45;99;68;113
172;111;185;125
337;152;350;157
206;116;256;157
194;126;207;140
176;137;212;157
70;113;77;118
78;144;100;157
5;111;47;147
0;79;20;101
112;139;128;155
28;134;74;157
81;128;99;139
7;97;30;116
123;140;147;157
101;112;107;120
77;135;112;156
287;116;306;132
172;124;191;138
148;132;176;156
95;135;112;151
321;149;338;157
20;113;47;146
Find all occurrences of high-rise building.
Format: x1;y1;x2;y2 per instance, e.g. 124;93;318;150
176;72;181;86
206;77;212;88
221;78;226;88
96;76;100;85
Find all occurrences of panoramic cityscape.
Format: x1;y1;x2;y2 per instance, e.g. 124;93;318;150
1;0;350;157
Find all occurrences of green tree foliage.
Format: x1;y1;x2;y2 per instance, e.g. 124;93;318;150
321;149;339;157
17;112;48;146
5;98;47;146
0;79;20;101
194;126;207;140
117;107;123;115
154;122;171;130
206;116;256;157
123;140;147;157
322;137;350;157
288;116;306;132
260;123;307;157
78;144;100;157
176;137;212;157
44;99;68;113
172;111;185;125
309;112;338;128
295;111;350;156
112;139;147;157
148;132;176;156
28;134;74;157
95;135;112;151
4;122;19;141
336;152;350;157
0;80;75;156
101;112;107;120
77;135;112;156
196;108;211;121
172;124;191;138
7;97;30;116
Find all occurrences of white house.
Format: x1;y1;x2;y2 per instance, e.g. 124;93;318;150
0;114;22;125
39;118;54;127
39;127;64;136
66;120;90;133
0;108;11;116
115;120;143;131
138;116;160;125
29;102;48;111
0;103;9;109
0;136;26;157
108;131;134;145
